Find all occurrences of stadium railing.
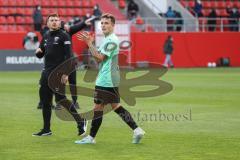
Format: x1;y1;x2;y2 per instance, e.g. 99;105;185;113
132;17;240;32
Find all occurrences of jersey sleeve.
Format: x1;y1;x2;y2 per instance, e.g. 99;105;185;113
36;34;46;58
39;35;46;53
62;32;73;59
69;21;86;35
100;38;118;57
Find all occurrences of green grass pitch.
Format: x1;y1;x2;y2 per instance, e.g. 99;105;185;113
0;68;240;160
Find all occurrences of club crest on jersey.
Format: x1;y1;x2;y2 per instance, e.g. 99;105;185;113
104;42;117;52
54;37;59;44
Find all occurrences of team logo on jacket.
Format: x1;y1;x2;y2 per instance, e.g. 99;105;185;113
54;37;59;44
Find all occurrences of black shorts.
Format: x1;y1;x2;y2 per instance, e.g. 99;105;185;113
94;86;120;105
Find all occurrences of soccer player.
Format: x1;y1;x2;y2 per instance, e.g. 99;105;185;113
75;13;145;144
37;17;94;109
32;13;86;136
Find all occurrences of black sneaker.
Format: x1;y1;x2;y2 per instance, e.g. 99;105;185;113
78;125;86;137
32;129;52;136
37;102;43;109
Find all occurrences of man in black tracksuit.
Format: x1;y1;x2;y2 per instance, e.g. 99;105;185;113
61;19;91;108
37;17;93;109
32;14;86;136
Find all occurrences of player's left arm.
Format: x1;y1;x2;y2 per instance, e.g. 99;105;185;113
65;17;93;35
88;42;107;62
61;32;73;84
62;32;73;59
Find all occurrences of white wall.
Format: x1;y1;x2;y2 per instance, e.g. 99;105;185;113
142;0;168;14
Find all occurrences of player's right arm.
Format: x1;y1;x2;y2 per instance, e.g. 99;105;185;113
76;31;106;62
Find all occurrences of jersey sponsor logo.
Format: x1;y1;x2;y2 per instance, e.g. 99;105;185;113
54;36;59;44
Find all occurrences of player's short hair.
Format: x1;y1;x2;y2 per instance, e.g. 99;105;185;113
46;13;59;23
101;13;115;24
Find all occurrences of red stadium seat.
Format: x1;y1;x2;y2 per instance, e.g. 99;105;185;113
41;1;50;7
202;1;211;8
233;1;239;8
49;0;58;7
211;1;218;8
0;0;8;6
16;8;25;15
65;8;75;16
25;25;33;32
58;8;66;16
202;9;211;17
16;0;25;6
25;16;33;24
66;0;74;7
25;8;33;16
49;8;58;14
82;0;90;7
8;25;17;32
25;0;33;7
42;8;49;16
218;1;226;9
9;0;17;6
58;0;66;7
73;0;81;7
119;0;126;9
226;1;233;8
16;25;25;32
188;1;195;8
0;16;7;24
0;8;8;15
74;9;85;16
16;16;25;24
8;8;16;15
84;8;93;15
7;16;15;24
89;0;95;7
33;0;41;6
0;25;7;32
136;16;144;25
219;9;228;17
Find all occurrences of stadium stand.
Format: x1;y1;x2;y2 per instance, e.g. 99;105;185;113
179;0;240;17
0;0;96;32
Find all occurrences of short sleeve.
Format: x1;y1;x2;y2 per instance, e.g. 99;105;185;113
100;38;118;57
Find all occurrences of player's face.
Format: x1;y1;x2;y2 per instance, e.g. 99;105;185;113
101;18;114;36
47;16;60;31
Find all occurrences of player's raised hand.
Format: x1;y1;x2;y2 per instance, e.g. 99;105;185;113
76;31;94;45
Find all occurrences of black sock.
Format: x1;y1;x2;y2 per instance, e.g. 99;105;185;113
90;111;103;138
72;96;77;104
61;100;84;129
114;106;138;130
42;103;52;131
